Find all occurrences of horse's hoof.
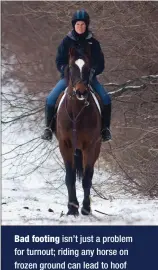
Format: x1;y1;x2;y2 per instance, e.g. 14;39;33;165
67;202;79;216
67;208;79;216
81;207;91;215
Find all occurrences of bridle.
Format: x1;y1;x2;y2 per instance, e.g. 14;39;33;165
67;64;90;104
64;62;91;152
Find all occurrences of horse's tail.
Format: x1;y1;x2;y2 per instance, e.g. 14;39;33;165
74;149;83;180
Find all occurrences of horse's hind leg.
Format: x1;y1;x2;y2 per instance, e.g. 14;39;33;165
59;142;79;216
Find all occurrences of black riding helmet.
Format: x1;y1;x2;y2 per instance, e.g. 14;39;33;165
72;9;90;28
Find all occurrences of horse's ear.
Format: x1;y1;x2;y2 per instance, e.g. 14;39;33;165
69;48;76;58
64;64;70;83
84;44;91;65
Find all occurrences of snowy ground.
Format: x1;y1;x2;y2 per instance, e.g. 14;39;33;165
2;174;158;225
2;125;158;226
2;85;158;225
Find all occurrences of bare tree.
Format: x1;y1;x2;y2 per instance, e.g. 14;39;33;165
2;1;158;197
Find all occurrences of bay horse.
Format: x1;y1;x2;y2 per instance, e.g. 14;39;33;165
56;48;102;216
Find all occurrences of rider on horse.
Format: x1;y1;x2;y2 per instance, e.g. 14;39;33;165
41;9;112;142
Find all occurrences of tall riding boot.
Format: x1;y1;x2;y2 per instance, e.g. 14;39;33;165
101;104;112;142
41;105;56;141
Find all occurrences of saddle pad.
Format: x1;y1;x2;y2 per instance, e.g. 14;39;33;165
57;88;67;113
57;88;101;115
90;91;101;115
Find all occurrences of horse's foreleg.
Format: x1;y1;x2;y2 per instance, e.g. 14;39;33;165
81;163;94;215
65;161;79;215
81;144;101;215
59;141;79;216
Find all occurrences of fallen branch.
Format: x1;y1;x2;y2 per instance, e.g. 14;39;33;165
94;209;115;216
104;74;158;97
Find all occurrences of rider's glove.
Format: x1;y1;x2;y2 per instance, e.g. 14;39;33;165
60;65;66;76
89;68;96;83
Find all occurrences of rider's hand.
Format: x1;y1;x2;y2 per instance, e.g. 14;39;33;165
60;65;66;76
89;68;96;83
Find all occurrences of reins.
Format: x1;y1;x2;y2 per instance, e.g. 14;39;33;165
64;92;89;153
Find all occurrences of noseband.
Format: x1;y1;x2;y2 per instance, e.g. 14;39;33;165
66;81;90;106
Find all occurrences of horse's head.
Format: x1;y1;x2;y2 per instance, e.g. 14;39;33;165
65;48;91;101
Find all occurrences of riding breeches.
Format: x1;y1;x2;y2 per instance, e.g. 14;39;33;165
46;78;111;106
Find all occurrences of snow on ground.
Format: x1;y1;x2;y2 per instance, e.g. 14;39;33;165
2;125;158;226
2;84;158;225
2;173;158;225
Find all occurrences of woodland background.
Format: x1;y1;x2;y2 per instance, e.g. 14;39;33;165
2;1;158;197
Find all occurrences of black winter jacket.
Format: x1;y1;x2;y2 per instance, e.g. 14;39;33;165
56;31;105;78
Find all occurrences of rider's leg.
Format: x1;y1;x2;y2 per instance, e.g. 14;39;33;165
91;77;112;141
41;78;67;141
